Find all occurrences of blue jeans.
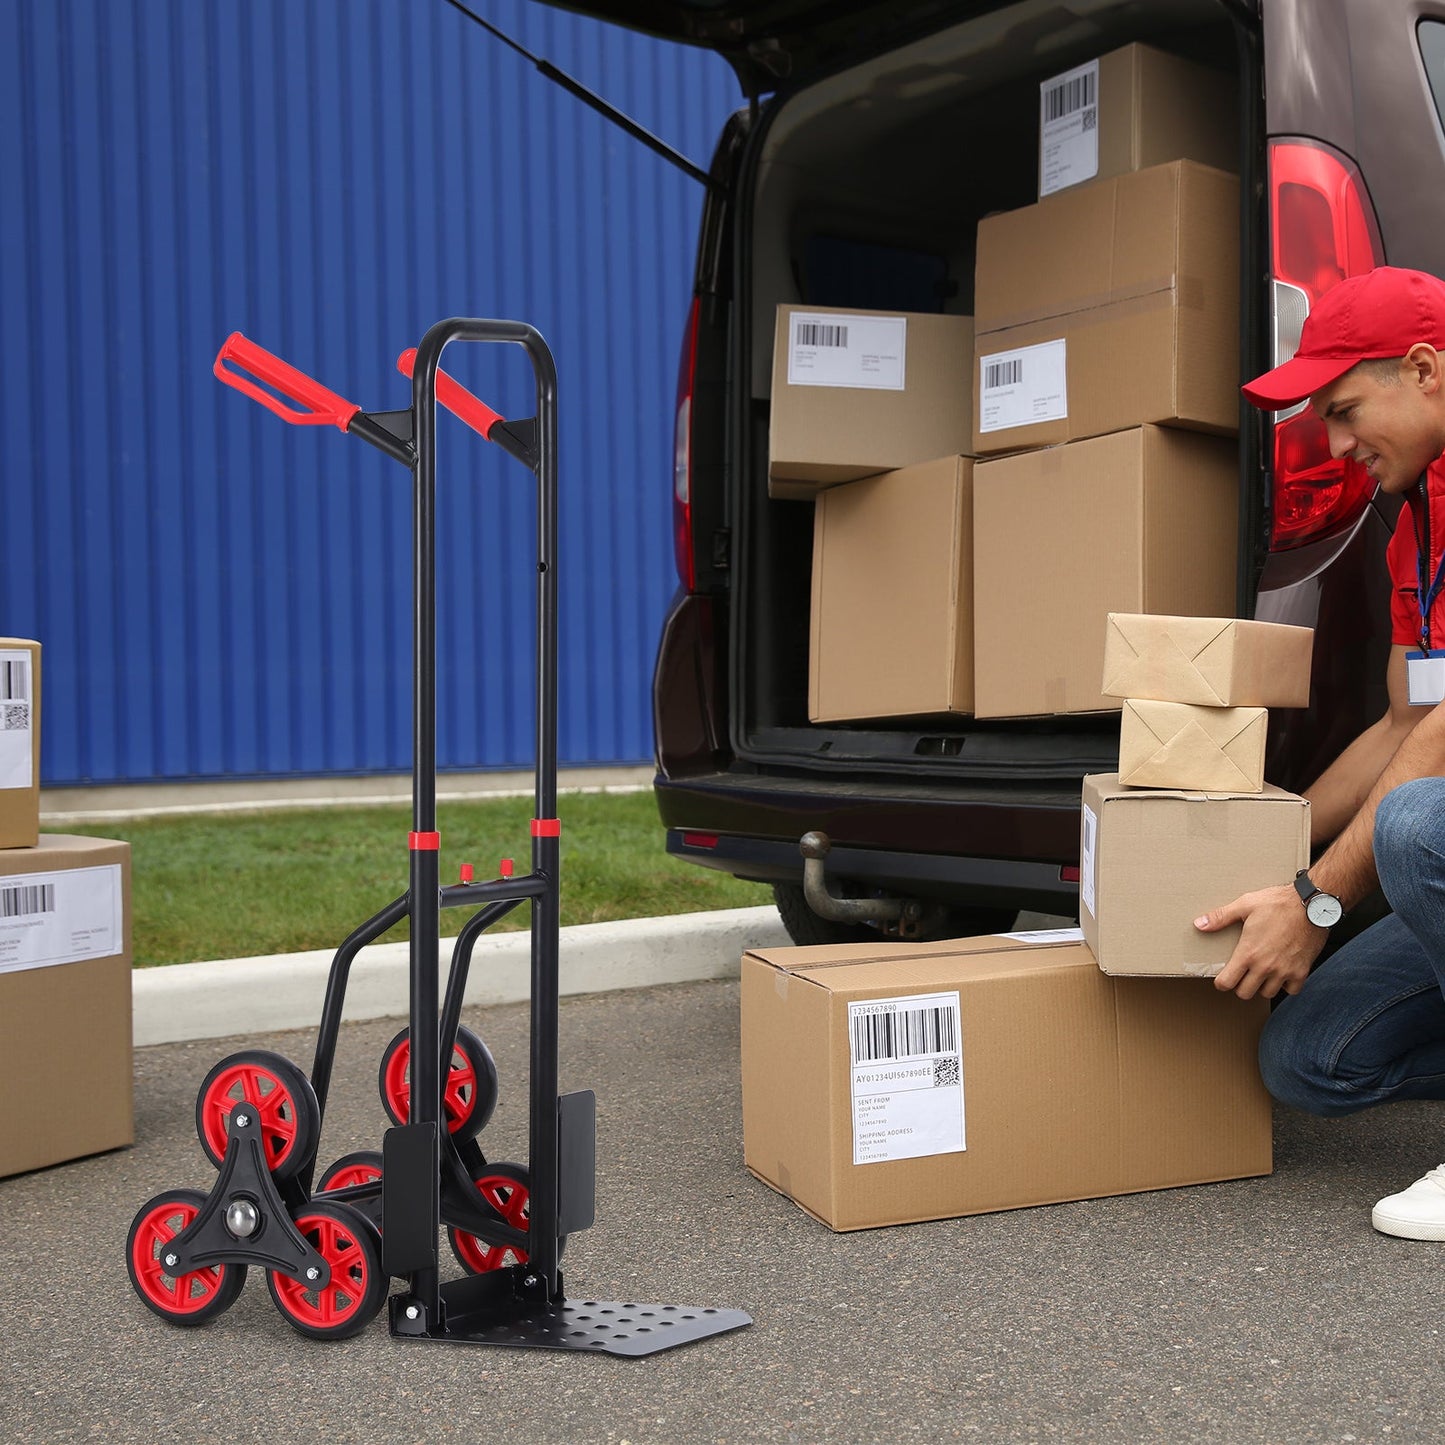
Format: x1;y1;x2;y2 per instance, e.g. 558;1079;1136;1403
1259;776;1445;1116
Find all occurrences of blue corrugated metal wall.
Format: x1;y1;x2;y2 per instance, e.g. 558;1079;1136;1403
0;0;738;785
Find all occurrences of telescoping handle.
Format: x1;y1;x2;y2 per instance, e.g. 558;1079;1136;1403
214;332;361;431
396;348;506;441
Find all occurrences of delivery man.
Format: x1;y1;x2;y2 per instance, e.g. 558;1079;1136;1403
1194;265;1445;1241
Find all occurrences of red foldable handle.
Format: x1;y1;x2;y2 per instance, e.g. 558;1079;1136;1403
397;348;505;440
214;332;360;431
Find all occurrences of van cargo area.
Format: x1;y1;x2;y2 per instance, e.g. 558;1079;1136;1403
735;3;1244;784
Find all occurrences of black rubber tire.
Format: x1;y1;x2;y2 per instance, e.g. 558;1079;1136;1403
126;1188;247;1327
774;883;1019;946
194;1050;320;1182
265;1200;387;1341
378;1024;499;1141
315;1150;384;1193
772;882;879;946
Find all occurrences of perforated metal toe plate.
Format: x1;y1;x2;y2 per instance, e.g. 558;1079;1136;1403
430;1298;753;1356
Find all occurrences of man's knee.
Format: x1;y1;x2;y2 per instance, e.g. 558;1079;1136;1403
1375;777;1445;877
1258;1000;1362;1118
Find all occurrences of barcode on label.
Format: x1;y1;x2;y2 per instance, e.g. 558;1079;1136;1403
984;359;1023;390
1;658;29;702
1043;69;1096;123
1;883;56;919
852;1004;958;1063
795;322;849;349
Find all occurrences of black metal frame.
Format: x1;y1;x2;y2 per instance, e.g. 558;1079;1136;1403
145;318;750;1356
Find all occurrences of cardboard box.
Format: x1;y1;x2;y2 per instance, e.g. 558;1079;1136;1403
769;306;975;498
741;930;1272;1232
1118;699;1268;793
1102;613;1314;707
0;836;133;1177
0;638;41;849
972;427;1238;718
1039;43;1237;198
1080;774;1310;978
810;457;973;721
972;161;1239;454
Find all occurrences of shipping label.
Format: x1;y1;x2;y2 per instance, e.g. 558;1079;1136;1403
787;311;906;391
1080;804;1098;919
848;990;965;1165
978;339;1067;433
0;864;124;974
1000;926;1086;945
0;648;34;790
1040;58;1100;197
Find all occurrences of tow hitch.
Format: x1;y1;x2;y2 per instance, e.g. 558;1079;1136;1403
799;831;928;939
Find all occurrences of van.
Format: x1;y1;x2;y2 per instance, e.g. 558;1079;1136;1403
551;1;1445;943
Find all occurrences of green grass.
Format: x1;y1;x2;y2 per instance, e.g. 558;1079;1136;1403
63;791;770;967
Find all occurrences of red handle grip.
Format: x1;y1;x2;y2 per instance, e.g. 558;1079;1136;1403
214;333;360;431
397;348;506;440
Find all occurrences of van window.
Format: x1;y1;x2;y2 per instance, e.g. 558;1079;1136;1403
1418;21;1445;137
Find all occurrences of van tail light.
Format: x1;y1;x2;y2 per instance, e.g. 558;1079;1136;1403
673;299;700;592
1267;138;1385;551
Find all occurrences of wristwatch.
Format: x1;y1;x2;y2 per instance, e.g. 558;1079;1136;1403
1294;869;1343;929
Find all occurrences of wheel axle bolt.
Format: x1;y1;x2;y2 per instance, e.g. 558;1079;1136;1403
306;1267;320;1281
225;1199;260;1239
163;1253;178;1269
405;1305;420;1320
233;1112;251;1128
524;1274;538;1288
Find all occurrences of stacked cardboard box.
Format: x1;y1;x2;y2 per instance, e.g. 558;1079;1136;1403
1080;613;1315;977
783;44;1241;725
0;641;135;1178
742;929;1273;1231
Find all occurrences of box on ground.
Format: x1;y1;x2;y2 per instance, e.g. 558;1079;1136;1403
1118;699;1268;793
972;427;1238;718
741;931;1272;1232
769;305;975;498
810;457;973;721
972;161;1239;454
0;638;41;849
1080;774;1309;978
0;835;133;1177
1102;612;1314;707
1039;43;1237;198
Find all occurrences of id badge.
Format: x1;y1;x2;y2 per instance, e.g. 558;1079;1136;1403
1406;650;1445;705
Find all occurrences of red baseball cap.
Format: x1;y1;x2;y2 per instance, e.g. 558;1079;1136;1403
1241;266;1445;409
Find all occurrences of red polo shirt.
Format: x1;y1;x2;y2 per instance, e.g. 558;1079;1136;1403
1386;456;1445;650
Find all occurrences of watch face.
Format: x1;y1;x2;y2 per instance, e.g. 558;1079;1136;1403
1306;892;1343;928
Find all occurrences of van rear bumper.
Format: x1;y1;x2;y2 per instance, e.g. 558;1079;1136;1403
656;770;1083;914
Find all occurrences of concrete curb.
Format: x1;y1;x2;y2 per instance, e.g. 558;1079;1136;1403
132;905;791;1047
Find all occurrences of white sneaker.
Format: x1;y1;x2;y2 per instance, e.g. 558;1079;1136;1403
1371;1165;1445;1240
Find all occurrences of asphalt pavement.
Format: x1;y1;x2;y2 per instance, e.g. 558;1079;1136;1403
3;975;1444;1444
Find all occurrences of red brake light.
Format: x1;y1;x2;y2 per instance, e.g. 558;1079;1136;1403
1267;139;1385;551
673;299;700;591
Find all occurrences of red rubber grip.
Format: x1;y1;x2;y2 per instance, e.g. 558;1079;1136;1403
397;348;505;441
214;333;360;431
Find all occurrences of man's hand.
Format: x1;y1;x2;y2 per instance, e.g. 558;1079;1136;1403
1194;884;1330;1000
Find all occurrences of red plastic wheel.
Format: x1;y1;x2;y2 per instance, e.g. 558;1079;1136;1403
316;1150;384;1193
378;1025;498;1141
126;1188;247;1326
265;1200;387;1341
448;1162;536;1274
195;1049;319;1181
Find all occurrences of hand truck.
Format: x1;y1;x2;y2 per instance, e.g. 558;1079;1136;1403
124;318;752;1355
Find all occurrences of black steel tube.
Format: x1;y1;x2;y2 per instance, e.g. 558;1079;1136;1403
406;317;561;1317
301;892;411;1195
438;875;547;908
437;897;523;1065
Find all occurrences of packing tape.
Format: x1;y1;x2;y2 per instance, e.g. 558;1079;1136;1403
978;275;1178;334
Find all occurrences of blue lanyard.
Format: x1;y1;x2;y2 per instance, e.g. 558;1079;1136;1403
1415;478;1445;654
